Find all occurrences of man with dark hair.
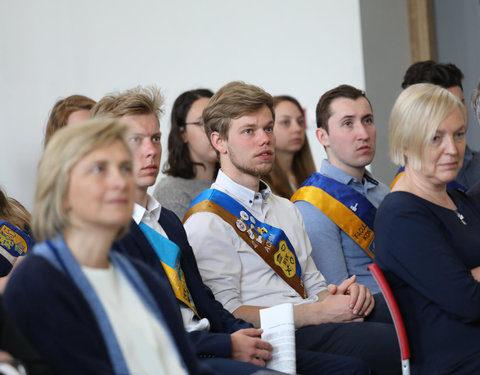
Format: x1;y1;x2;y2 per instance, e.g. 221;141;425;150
92;86;358;375
468;82;480;196
185;81;400;375
393;60;480;190
292;84;389;293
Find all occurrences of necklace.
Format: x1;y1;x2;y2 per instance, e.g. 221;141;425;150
456;211;467;225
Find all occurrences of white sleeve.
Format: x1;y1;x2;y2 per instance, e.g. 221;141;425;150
184;211;245;313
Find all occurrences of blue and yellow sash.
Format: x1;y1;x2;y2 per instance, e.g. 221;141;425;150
0;221;33;257
139;223;199;317
185;189;307;298
391;166;467;191
291;173;376;258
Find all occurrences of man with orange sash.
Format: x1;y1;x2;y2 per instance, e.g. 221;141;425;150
92;86;363;375
184;81;400;375
292;85;389;292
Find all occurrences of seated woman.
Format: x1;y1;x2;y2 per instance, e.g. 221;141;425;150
153;89;217;220
0;189;33;278
3;118;213;375
44;94;95;146
263;95;316;198
375;83;480;374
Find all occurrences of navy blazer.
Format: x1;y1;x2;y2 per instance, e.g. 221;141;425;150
3;253;213;375
116;207;252;358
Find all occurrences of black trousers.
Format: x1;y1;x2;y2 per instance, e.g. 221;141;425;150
295;293;400;375
202;348;371;375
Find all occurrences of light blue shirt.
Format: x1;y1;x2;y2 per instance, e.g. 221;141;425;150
294;159;389;292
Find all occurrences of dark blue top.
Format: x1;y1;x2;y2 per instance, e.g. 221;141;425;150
3;252;215;375
375;189;480;374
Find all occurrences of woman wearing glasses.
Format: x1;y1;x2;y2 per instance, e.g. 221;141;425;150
153;89;217;220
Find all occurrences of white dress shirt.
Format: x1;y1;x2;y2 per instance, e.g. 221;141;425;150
184;170;327;313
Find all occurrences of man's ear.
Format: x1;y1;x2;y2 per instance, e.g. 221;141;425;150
211;131;227;155
316;127;330;148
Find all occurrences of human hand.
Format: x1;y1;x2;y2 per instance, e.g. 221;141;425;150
327;275;375;317
231;328;272;367
471;266;480;282
0;351;13;363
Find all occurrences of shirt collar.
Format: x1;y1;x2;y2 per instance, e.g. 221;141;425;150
132;194;162;224
214;170;271;208
320;159;379;187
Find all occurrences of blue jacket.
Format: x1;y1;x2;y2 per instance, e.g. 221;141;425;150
3;251;214;375
116;207;252;359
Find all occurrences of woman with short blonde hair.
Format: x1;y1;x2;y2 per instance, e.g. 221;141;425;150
4;118;211;375
375;83;480;374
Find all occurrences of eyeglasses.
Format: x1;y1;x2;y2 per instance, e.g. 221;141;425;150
185;120;204;127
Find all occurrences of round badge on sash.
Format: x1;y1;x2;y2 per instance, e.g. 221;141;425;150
240;211;249;221
236;219;247;232
250;216;256;224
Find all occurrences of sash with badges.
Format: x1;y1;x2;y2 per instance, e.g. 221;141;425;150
185;189;307;299
0;221;32;262
139;223;200;318
291;173;377;258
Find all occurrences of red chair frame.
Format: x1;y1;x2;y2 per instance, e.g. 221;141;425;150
367;264;410;375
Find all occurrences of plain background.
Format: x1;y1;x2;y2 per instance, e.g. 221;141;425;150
1;1;477;210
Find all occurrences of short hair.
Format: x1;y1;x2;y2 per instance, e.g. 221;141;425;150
163;89;215;178
316;84;371;132
91;86;164;121
472;82;480;123
389;83;465;170
44;95;96;146
401;60;464;90
202;81;274;148
33;118;130;242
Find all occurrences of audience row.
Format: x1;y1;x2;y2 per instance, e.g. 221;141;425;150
0;60;479;375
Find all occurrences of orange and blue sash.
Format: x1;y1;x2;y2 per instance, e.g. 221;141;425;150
291;173;376;258
391;166;467;191
185;189;307;298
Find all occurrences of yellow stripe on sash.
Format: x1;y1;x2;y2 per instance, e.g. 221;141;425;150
292;186;374;258
389;170;404;190
160;261;199;318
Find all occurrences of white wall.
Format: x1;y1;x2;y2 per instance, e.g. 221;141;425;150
1;0;368;210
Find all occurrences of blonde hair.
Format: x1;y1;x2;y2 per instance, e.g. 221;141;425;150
91;86;164;120
202;81;274;155
389;83;465;170
0;189;31;232
33;118;130;242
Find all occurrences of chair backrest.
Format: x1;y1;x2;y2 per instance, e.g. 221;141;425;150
367;263;410;375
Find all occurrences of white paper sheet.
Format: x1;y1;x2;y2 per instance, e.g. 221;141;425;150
259;303;296;375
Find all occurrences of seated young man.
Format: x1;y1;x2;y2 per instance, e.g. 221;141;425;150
291;85;389;292
184;81;400;375
91;86;369;375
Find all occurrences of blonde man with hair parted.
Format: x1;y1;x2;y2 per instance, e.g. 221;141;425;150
184;81;401;375
92;85;372;375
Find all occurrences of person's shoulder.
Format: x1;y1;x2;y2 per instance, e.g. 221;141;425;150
378;191;425;213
